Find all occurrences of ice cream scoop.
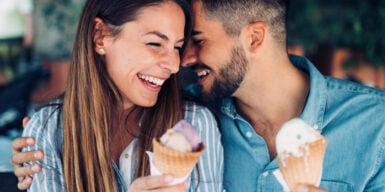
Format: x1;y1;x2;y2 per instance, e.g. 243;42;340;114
150;119;205;180
276;118;321;157
160;129;192;153
275;118;327;191
171;120;201;151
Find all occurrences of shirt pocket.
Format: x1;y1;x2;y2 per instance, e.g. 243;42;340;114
320;180;354;191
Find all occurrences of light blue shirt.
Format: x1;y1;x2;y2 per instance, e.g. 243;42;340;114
220;55;385;192
22;100;224;192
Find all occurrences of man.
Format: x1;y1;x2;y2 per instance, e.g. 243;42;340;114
12;0;385;191
181;0;385;191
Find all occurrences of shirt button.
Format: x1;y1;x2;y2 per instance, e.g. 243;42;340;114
245;131;253;138
125;153;130;159
262;171;269;177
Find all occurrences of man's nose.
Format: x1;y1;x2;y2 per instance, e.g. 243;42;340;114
181;40;198;67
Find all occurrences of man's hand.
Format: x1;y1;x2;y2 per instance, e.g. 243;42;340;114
128;175;189;192
11;117;44;190
296;184;327;192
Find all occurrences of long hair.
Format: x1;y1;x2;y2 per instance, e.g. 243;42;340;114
62;0;192;191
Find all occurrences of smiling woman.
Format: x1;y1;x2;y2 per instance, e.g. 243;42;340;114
98;2;185;108
16;0;224;192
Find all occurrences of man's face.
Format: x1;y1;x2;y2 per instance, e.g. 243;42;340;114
182;0;248;101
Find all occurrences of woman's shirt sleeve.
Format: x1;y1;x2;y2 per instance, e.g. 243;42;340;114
184;102;224;192
22;107;65;192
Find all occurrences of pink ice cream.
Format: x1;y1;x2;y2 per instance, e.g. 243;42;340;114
160;120;201;152
172;120;201;151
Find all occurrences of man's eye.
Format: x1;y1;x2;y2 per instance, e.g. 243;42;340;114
192;39;203;45
147;42;161;47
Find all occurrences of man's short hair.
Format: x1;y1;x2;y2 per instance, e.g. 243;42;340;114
198;0;288;46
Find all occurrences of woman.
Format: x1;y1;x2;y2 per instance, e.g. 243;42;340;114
21;0;223;191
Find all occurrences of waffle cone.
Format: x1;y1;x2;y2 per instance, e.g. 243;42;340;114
278;137;327;191
152;138;205;177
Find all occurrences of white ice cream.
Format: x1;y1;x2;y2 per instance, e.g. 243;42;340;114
276;118;320;157
160;129;192;153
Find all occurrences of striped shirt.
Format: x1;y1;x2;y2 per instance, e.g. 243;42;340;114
22;100;224;191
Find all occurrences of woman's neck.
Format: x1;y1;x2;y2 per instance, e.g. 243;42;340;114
110;106;143;164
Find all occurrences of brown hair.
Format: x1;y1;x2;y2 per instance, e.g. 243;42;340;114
193;0;288;46
62;0;192;191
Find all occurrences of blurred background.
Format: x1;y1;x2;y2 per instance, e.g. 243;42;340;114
287;0;385;89
0;0;384;191
0;0;84;191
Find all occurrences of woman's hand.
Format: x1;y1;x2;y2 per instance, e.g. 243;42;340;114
128;175;189;192
11;117;44;190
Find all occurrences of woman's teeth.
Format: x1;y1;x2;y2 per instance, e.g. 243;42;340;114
138;74;165;86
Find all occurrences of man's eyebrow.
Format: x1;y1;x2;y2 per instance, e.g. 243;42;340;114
145;31;185;43
192;30;202;36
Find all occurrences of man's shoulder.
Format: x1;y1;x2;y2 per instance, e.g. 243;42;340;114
325;77;385;103
322;77;385;136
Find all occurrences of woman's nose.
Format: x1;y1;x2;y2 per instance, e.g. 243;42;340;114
159;50;180;74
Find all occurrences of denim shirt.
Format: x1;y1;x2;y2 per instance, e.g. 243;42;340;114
219;55;385;192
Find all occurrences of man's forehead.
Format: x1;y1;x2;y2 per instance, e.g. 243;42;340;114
191;0;204;26
191;0;216;35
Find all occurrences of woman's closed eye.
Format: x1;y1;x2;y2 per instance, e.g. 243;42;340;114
147;42;161;47
174;46;182;52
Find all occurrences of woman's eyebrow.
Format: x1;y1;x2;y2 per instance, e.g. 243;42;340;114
145;31;169;40
144;31;185;43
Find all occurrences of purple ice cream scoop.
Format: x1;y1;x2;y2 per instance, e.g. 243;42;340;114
172;120;201;151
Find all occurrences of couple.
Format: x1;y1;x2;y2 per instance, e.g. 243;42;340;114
12;0;385;191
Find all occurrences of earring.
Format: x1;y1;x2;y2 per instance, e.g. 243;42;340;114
98;48;105;54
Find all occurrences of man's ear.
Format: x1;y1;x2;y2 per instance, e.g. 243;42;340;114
93;17;106;53
246;21;266;52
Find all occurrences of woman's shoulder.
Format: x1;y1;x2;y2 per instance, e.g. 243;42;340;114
182;101;220;136
32;99;62;122
23;99;63;137
182;101;217;122
182;101;213;115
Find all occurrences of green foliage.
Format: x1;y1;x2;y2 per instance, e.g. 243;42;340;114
33;0;85;59
288;0;385;66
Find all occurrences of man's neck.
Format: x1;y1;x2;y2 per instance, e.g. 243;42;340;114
233;56;309;159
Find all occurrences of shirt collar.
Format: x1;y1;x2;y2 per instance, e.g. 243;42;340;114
290;55;327;131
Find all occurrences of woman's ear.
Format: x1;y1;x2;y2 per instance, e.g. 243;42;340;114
93;17;106;55
246;21;266;52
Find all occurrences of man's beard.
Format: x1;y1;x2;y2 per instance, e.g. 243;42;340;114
201;44;248;102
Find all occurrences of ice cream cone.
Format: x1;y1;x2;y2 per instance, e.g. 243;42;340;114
278;137;327;191
152;138;205;177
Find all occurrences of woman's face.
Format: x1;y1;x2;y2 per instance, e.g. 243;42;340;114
102;1;185;109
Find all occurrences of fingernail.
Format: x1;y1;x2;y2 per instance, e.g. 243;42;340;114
26;138;34;144
164;175;174;183
31;165;39;172
296;185;309;192
34;152;42;158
